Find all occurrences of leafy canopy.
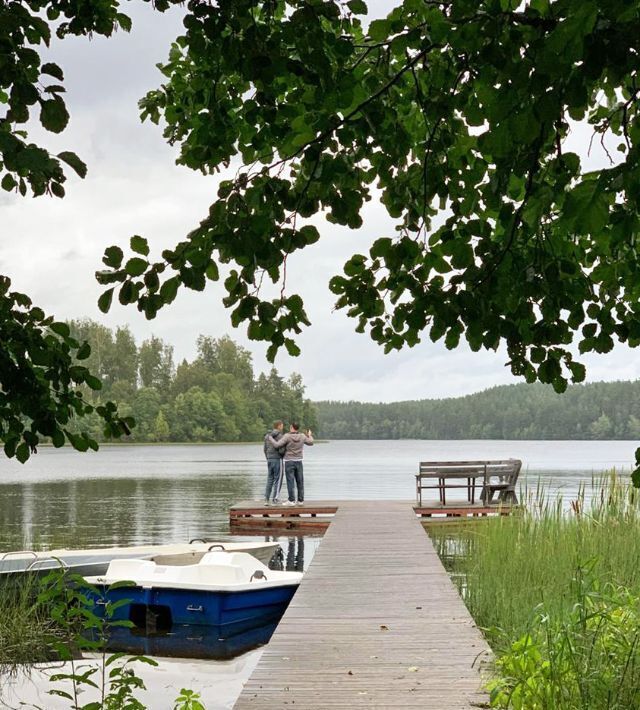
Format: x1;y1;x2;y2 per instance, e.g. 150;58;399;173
101;0;640;397
0;0;186;460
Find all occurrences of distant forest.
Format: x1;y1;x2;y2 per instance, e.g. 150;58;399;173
315;382;640;440
68;320;640;442
68;320;317;443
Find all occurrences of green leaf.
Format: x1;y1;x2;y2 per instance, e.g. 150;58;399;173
299;225;320;245
368;19;389;42
160;277;180;304
76;342;91;360
57;151;87;178
51;429;65;448
50;322;70;338
205;262;219;281
102;246;124;269
41;62;64;81
116;12;132;32
85;373;103;391
16;442;30;464
51;182;65;198
125;257;148;277
40;98;70;133
119;280;136;305
130;235;150;256
98;288;114;314
1;174;16;191
285;339;301;357
347;0;367;13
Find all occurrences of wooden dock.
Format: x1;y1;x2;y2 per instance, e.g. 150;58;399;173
234;501;492;708
230;498;513;532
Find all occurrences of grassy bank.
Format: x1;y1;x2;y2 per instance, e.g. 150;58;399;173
430;475;640;708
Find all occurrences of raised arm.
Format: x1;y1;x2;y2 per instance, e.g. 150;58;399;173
270;433;289;448
304;432;314;446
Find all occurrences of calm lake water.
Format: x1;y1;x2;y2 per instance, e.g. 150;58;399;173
0;440;636;709
0;439;636;548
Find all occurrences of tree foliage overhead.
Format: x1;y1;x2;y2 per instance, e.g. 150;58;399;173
0;0;186;461
0;283;132;463
100;0;640;395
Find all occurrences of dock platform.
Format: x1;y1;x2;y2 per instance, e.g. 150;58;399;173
230;498;513;532
234;500;492;708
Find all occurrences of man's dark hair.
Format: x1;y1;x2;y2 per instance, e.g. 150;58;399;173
291;422;300;431
273;419;283;429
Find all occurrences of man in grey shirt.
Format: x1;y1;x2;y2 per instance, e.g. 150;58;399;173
269;423;313;506
263;420;284;505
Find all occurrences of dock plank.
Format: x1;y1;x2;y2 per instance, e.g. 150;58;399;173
234;501;491;708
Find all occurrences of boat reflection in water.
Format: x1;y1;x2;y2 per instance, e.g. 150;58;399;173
104;620;279;660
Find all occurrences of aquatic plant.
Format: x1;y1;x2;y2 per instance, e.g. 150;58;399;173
487;575;640;709
430;473;640;708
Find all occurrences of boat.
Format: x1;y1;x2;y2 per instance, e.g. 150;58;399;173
85;551;302;635
0;541;279;577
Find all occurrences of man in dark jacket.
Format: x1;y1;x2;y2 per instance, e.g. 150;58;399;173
269;423;314;506
263;420;285;505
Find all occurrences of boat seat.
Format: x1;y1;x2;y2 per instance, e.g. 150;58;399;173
98;551;275;587
176;563;246;585
104;559;156;580
201;551;270;577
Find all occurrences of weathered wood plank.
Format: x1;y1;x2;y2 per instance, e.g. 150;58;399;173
233;501;492;709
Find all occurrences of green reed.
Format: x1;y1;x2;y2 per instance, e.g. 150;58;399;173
0;572;61;673
429;472;640;709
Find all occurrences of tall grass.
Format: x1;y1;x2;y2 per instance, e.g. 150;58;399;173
429;473;640;709
0;573;62;674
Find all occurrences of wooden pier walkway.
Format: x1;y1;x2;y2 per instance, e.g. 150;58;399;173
234;501;492;708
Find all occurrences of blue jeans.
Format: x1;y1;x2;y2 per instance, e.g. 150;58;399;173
265;460;283;501
285;460;304;502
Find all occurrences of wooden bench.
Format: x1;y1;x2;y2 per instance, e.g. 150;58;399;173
416;459;522;506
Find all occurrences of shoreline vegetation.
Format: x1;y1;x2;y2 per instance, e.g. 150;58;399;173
429;474;640;708
68;320;640;445
65;320;318;445
316;381;640;440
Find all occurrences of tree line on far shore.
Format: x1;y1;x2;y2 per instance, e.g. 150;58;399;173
68;320;317;443
315;381;640;440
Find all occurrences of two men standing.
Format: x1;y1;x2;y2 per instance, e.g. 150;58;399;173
263;421;313;506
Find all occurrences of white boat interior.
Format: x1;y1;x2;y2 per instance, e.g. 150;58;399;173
0;541;279;576
87;552;303;592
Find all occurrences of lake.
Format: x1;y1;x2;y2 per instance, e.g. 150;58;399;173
0;440;637;709
0;439;636;548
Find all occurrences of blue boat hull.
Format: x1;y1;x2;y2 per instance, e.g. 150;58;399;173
89;583;297;635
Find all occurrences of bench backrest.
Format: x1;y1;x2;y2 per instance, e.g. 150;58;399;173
418;459;521;484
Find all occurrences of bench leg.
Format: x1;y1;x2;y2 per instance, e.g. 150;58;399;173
500;489;517;504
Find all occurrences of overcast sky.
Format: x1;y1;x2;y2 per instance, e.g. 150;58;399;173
1;2;637;403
